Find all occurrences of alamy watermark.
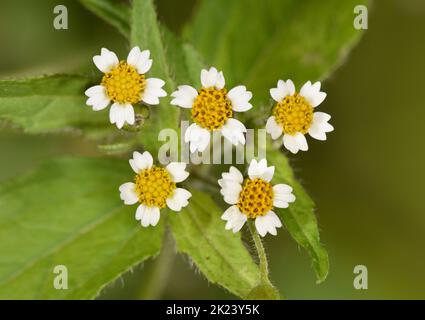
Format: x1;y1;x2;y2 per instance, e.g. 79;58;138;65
53;265;68;290
353;265;368;290
156;121;267;165
354;5;368;30
53;5;68;30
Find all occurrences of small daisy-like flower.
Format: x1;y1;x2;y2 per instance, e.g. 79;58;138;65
85;47;167;129
119;151;191;227
219;159;295;237
266;80;334;154
170;67;253;153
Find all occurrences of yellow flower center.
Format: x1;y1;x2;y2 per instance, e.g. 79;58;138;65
237;178;274;218
134;166;176;208
272;93;313;135
191;87;233;130
101;61;146;105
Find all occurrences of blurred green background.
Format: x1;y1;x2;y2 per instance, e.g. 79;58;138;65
0;0;424;299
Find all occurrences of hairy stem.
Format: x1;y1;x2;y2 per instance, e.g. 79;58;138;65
247;220;270;284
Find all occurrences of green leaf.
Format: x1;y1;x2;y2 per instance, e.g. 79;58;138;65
185;0;367;112
162;29;205;88
130;0;206;155
130;0;180;154
267;144;329;283
0;74;110;137
169;190;261;299
78;0;130;38
78;0;131;37
0;157;163;299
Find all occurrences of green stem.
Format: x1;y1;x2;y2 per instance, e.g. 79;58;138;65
247;220;270;284
136;228;175;299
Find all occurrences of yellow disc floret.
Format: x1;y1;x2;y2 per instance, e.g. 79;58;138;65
101;61;146;104
134;166;176;208
191;88;233;130
237;178;274;219
272;93;313;135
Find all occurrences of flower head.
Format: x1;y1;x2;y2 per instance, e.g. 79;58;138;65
266;80;334;153
219;159;295;237
119;151;191;227
85;47;167;129
170;67;253;153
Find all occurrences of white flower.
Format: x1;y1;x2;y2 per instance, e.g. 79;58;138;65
219;159;295;237
119;151;191;227
85;47;167;129
170;67;253;153
266;80;334;154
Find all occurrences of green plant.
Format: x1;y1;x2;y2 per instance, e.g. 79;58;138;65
0;0;367;299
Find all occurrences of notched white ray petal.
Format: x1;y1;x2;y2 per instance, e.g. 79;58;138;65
170;85;198;108
266;116;283;140
166;162;189;183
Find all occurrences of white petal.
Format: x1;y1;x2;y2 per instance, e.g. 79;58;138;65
215;71;225;89
135;204;147;221
125;104;135;125
270;80;285;102
255;215;268;237
221;205;247;233
141;209;151;227
136;204;149;226
185;123;210;153
300;81;313;96
300;81;326;107
109;103;133;129
284;80;296;96
248;158;274;182
308;125;327;141
129;151;153;173
201;67;222;88
142;78;167;105
282;134;298;154
313;111;331;123
273;184;293;195
268;211;283;228
219;178;242;191
119;182;138;205
227;86;253;112
220;166;243;185
255;211;282;237
295;132;308;151
310;91;327;107
221;118;247;146
127;46;152;74
222;205;237;220
309;112;334;141
273;184;296;208
137;205;160;227
220;180;242;205
85;85;110;111
166;188;192;212
261;166;275;182
93;48;119;73
248;158;266;178
219;166;244;204
265;116;283;140
270;79;296;102
283;133;308;154
166;162;189;183
149;207;161;226
170;85;198;108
